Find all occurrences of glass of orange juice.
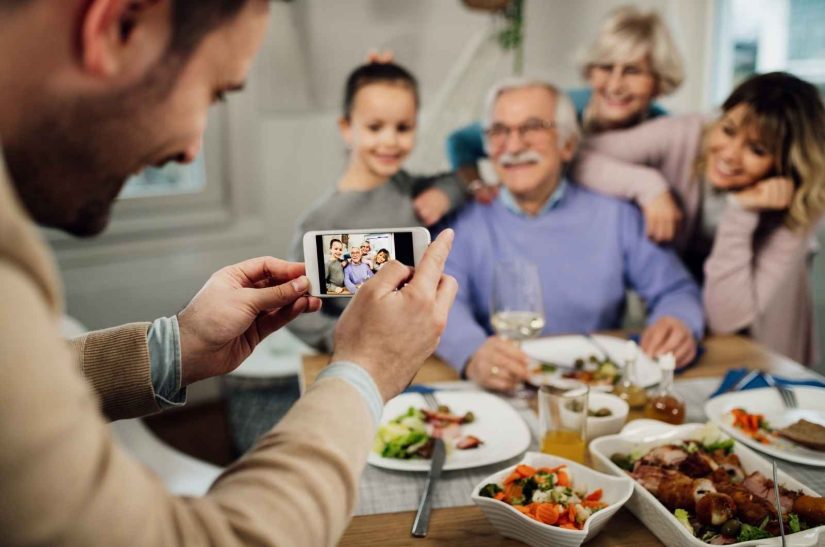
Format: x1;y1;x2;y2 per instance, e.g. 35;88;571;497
538;381;589;463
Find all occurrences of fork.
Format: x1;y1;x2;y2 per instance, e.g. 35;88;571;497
763;373;798;409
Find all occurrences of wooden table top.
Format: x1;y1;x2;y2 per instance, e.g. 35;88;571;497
301;334;812;547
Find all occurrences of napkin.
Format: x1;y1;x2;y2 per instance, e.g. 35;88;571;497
627;334;705;374
709;367;825;398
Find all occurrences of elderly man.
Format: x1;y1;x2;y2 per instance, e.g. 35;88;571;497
344;245;374;293
0;1;456;545
436;78;703;392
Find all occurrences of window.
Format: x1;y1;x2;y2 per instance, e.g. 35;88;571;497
120;155;207;199
713;0;825;103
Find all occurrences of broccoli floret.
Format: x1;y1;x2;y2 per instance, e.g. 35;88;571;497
737;522;771;541
788;513;802;534
479;483;503;499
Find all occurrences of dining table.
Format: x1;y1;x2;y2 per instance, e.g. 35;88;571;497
301;334;825;546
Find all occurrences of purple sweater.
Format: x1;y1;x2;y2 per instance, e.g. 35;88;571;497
344;262;373;293
436;182;704;371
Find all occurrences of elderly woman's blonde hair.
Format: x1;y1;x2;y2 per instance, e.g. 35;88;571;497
580;5;684;96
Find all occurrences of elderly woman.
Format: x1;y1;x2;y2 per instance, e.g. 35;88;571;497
446;5;684;201
572;72;825;365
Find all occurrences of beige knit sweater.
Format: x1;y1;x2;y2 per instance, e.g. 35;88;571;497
0;150;374;546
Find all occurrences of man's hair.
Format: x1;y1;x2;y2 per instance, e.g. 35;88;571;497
482;76;581;151
168;0;253;58
342;62;419;120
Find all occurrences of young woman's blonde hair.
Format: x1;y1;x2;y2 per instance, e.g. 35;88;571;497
579;5;684;96
702;72;825;231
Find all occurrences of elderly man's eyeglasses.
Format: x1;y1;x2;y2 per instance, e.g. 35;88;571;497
485;118;556;148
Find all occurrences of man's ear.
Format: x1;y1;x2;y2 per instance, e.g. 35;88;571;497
80;0;169;78
559;135;577;163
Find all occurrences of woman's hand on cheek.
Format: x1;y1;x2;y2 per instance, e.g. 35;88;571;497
734;177;794;211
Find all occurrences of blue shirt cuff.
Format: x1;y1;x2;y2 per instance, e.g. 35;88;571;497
148;316;187;409
317;361;383;426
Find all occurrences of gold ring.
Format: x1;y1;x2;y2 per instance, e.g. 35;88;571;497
491;365;501;376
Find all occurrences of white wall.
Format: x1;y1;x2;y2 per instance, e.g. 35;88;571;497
55;0;719;399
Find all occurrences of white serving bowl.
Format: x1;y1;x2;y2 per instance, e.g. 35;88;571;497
587;392;629;440
589;420;825;547
471;452;634;547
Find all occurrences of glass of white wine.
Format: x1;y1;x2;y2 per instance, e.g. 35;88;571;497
490;261;546;397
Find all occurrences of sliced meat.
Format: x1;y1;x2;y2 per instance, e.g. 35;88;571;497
716;483;775;525
639;444;689;468
741;471;800;515
455;435;483;449
793;495;825;526
778;419;825;451
679;451;717;478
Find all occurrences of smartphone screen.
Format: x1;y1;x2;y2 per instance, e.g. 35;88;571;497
315;231;415;296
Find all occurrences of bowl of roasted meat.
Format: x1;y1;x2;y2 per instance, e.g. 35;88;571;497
590;420;825;546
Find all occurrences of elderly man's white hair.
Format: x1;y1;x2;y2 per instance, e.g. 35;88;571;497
482;77;581;152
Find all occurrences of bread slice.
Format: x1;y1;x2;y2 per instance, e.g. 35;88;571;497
777;419;825;451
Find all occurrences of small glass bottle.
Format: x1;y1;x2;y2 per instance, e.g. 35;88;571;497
612;340;647;413
645;353;686;425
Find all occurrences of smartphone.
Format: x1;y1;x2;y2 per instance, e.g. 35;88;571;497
303;227;431;297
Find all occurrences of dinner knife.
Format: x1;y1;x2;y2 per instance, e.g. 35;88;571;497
772;459;787;547
410;436;446;537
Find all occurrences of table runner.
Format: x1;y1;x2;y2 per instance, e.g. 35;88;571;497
355;377;825;516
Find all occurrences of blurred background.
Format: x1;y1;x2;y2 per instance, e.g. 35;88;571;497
48;0;825;398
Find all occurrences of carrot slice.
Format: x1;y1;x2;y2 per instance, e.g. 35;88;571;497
503;471;521;486
584;488;603;502
557;470;571;487
515;464;537;478
535;503;560;525
494;492;506;501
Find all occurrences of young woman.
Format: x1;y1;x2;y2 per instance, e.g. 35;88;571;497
572;72;825;365
372;248;390;273
287;61;466;351
445;5;684;202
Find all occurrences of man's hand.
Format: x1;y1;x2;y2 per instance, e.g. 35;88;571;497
465;336;531;393
641;191;682;243
734;177;794;211
177;258;322;385
413;187;451;226
640;316;696;369
331;230;458;402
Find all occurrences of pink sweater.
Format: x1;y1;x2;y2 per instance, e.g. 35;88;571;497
572;114;817;366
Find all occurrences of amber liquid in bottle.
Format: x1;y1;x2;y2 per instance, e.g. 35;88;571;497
644;354;685;425
613;341;647;417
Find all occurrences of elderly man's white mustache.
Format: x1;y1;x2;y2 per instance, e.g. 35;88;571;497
498;150;543;166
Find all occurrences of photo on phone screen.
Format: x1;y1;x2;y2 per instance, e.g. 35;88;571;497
315;231;415;296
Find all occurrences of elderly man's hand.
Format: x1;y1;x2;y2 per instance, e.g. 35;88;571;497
331;230;458;402
641;190;682;243
177;258;322;385
640;316;696;369
465;336;532;393
413;187;451;227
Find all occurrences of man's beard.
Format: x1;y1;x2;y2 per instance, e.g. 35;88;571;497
3;96;137;237
3;60;182;237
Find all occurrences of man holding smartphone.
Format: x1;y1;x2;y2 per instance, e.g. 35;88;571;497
0;1;457;545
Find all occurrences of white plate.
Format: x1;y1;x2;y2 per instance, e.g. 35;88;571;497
704;386;825;467
590;420;824;547
368;391;531;472
522;334;661;390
